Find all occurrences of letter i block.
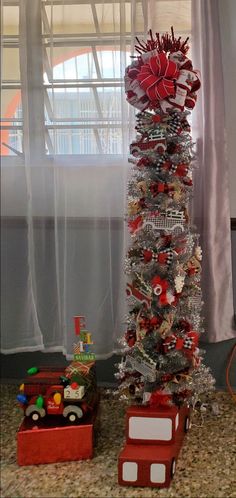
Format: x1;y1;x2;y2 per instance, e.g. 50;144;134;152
126;404;190;445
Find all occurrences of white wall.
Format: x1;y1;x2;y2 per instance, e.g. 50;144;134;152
219;0;236;217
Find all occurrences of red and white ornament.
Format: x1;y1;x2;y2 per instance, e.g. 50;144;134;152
151;276;178;307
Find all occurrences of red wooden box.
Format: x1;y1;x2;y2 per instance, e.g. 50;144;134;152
125;404;190;445
17;410;98;466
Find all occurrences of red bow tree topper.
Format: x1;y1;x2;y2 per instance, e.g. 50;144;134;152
137;52;180;103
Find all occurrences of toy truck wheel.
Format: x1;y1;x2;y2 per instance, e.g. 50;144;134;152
144;223;154;232
69;413;77;422
172;224;184;234
63;405;84;422
25;404;46;420
156;145;165;154
171;458;176;478
130;146;139;156
31;411;40;421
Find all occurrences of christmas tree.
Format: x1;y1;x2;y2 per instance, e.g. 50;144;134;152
116;28;215;409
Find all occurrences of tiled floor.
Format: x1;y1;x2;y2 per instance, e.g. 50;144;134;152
1;385;236;498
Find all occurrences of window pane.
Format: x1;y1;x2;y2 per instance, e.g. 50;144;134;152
1;89;22;156
52;50;100;80
98;127;122;154
149;0;191;33
96;3;120;33
45;4;96;34
45;87;124;121
48;126;122;155
2;47;20;81
1;89;21;117
97;87;123;119
44;46;128;81
45;87;110;120
2;4;19;35
3;128;23;155
45;48;126;81
96;49;123;78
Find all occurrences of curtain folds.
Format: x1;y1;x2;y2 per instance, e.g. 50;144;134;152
191;0;235;341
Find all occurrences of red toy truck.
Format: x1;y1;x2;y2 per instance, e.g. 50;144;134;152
126;282;152;309
130;137;166;156
17;366;97;423
118;403;190;488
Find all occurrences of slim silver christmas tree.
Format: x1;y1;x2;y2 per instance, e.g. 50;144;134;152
117;28;215;409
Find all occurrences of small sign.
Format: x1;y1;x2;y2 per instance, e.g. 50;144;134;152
74;353;96;361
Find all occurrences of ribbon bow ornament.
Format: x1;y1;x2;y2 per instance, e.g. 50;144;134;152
163;331;199;355
125;61;149;111
142;247;174;267
125;50;200;112
160;51;201;112
149;181;174;197
137;52;180;102
149;387;172;407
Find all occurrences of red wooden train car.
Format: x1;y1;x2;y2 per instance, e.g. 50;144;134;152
118;404;190;488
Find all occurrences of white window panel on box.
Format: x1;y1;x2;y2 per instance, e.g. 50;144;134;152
122;462;138;482
150;463;166;484
129;417;173;441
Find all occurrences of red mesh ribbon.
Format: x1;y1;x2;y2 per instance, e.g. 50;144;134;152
128;215;143;234
151;276;169;297
149;389;172;407
137;53;180;102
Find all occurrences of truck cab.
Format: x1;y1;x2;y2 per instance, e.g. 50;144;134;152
45;385;64;415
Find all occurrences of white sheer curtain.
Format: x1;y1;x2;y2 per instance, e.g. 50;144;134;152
1;0;136;358
1;0;200;358
191;0;235;342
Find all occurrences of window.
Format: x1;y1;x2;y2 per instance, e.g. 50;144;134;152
1;0;191;159
1;0;137;158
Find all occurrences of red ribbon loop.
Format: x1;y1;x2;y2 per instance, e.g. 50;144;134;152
137;53;180;102
125;49;201;111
